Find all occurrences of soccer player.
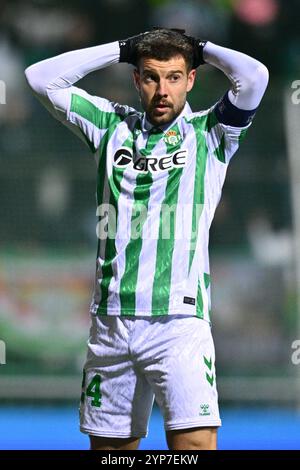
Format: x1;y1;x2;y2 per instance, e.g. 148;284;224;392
25;28;268;450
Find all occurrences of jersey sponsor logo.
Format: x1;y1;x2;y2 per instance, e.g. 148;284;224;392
113;148;132;167
113;147;188;173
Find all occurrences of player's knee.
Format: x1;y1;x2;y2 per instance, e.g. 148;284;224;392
89;435;140;450
166;427;217;451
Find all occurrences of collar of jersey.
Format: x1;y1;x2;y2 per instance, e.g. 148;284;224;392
141;101;192;134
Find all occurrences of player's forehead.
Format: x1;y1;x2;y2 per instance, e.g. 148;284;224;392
139;56;187;75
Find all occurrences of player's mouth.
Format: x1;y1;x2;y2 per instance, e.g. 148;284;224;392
152;102;172;112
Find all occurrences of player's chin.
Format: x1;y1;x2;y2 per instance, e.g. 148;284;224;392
150;109;175;125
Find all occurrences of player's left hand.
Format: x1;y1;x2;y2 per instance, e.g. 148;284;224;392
184;36;208;68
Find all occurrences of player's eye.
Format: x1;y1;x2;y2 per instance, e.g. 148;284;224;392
144;74;156;83
168;74;181;82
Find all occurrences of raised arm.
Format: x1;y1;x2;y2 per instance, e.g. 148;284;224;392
203;41;269;126
24;41;120;120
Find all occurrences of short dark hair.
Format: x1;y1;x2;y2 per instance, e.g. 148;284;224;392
135;29;194;72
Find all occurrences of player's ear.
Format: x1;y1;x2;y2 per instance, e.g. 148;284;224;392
133;68;141;92
187;69;196;92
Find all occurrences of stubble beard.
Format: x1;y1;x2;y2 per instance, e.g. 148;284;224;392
145;100;185;127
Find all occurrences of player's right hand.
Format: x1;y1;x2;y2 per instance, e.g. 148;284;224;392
119;33;148;65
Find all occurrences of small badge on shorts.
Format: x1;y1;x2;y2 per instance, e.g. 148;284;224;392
183;296;195;305
199;404;210;416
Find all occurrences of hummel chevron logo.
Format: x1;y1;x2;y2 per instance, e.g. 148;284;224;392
204;355;212;370
204;356;214;386
206;372;214;386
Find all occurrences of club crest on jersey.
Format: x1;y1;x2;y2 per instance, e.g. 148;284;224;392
113;147;188;173
164;130;181;146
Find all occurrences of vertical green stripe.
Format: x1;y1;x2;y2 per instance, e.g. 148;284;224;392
196;278;203;319
196;273;210;320
146;129;164;152
188;117;209;275
118;172;153;315
185;116;209;319
206;109;219;132
204;272;210;289
151;171;183;314
213;133;226;163
139;129;164;156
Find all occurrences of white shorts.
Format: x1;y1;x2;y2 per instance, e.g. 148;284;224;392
79;315;221;438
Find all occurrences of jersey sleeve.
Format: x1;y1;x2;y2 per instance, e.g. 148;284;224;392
24;40;130;154
204;96;252;166
200;42;268;163
59;86;135;153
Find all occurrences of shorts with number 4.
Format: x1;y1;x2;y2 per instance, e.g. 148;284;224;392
79;314;221;438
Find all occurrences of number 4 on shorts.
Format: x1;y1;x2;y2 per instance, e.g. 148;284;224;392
81;370;102;408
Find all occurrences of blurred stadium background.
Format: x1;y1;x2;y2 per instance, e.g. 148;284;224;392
1;0;300;450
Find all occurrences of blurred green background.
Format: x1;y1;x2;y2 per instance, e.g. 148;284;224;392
0;0;300;412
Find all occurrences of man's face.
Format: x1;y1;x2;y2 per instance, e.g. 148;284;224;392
133;55;196;127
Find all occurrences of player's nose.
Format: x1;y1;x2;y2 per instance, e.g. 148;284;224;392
156;80;168;97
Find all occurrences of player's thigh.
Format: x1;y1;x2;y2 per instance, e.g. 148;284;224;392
90;435;140;450
166;426;218;450
143;317;221;433
80;316;154;440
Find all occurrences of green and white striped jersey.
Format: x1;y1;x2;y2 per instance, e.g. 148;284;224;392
67;87;249;321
